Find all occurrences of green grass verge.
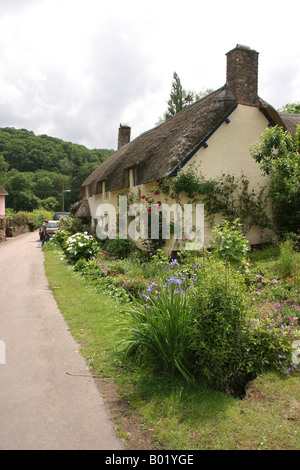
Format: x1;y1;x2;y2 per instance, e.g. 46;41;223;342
44;248;300;450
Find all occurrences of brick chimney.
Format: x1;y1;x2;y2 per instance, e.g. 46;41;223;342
118;123;131;150
226;44;259;106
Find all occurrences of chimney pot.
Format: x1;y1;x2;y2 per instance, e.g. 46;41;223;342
118;123;131;150
226;44;259;106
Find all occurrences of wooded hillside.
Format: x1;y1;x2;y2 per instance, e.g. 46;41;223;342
0;127;113;212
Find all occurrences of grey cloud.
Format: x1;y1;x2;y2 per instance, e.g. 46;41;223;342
0;16;159;149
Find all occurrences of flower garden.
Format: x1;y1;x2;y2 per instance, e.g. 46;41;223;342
46;217;300;398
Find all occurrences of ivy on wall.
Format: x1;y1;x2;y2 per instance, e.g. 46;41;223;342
114;167;272;253
160;168;272;235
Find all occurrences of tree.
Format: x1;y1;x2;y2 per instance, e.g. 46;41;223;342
12;191;41;212
0;155;9;173
34;176;54;199
157;72;213;123
0;127;114;212
164;72;193;120
250;125;300;233
41;196;59;211
278;102;300;114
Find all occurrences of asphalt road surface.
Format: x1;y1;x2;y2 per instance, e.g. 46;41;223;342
0;231;124;450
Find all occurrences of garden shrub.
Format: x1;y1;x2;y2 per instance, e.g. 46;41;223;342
189;256;248;393
3;209;53;234
211;218;250;268
74;258;88;272
50;229;71;249
240;309;297;379
284;230;300;252
59;215;87;234
103;237;135;259
25;209;53;231
189;255;299;394
74;258;109;279
114;275;148;297
64;232;100;264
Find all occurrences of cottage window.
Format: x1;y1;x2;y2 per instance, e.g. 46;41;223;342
133;167;137;186
128;167;138;188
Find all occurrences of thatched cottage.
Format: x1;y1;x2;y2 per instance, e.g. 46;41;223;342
80;44;300;254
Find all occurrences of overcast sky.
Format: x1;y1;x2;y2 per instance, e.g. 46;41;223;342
0;0;299;150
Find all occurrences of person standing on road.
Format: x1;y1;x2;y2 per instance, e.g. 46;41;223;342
41;221;49;247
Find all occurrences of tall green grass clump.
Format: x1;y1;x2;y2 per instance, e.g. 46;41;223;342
121;279;194;382
280;238;294;278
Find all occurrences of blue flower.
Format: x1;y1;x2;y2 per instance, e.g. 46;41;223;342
141;293;150;301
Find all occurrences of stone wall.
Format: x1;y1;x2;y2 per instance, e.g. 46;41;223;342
6;225;30;237
5;218;30;237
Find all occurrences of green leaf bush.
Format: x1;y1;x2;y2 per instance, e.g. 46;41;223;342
103;237;135;259
64;232;100;264
211;218;249;267
241;313;296;379
50;229;71;249
189;257;248;393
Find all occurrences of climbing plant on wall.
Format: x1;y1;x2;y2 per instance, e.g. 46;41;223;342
161;168;272;234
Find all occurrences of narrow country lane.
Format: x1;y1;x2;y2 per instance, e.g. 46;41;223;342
0;231;124;450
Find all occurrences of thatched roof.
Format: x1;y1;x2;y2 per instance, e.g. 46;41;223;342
0;185;8;196
82;86;239;195
75;198;91;218
82;86;296;197
278;112;300;137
